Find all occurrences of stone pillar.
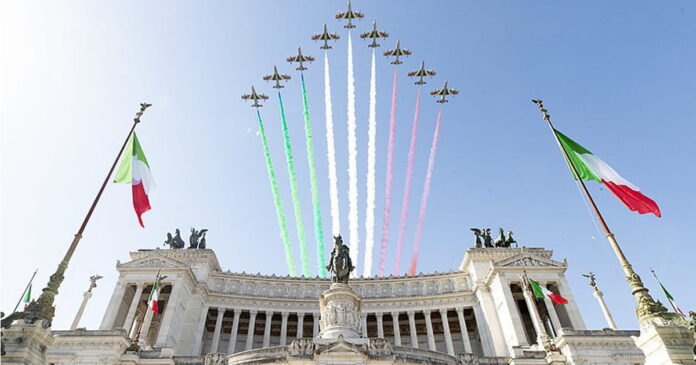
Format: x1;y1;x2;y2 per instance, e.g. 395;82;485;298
361;314;368;338
522;284;546;347
228;309;242;354
313;312;320;337
192;305;209;355
70;290;93;330
439;309;455;356
297;312;305;338
211;308;226;353
139;307;155;347
263;311;273;347
245;310;257;350
456;307;472;353
391;312;401;346
423;310;436;351
407;311;419;349
592;289;617;330
542;294;562;334
557;279;586;330
472;305;495;357
123;283;143;335
376;312;384;338
1;320;55;365
99;279;127;329
156;283;183;347
634;316;696;365
317;283;362;339
280;311;289;345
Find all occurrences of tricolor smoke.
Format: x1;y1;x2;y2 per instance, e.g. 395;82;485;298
346;32;359;272
408;108;443;276
300;74;327;278
378;68;398;277
393;88;421;275
363;50;377;277
278;93;310;277
256;110;296;276
323;53;341;238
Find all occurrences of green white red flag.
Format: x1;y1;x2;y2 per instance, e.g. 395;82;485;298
555;129;661;217
148;277;160;314
114;132;155;227
529;278;568;304
22;284;32;309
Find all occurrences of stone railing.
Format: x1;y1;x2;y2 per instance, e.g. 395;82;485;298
51;328;128;337
227;345;289;365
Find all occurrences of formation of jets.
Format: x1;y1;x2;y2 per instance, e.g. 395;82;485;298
408;61;437;85
262;66;291;89
243;2;458;108
312;23;341;50
383;40;412;65
335;0;364;29
241;86;269;108
360;21;389;48
430;81;459;103
286;47;315;71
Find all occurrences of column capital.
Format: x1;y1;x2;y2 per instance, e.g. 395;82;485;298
422;309;431;315
361;313;367;319
218;307;227;314
233;309;242;318
390;311;399;318
313;312;320;318
297;312;305;319
438;308;448;315
265;310;274;316
407;310;416;317
375;312;383;318
281;311;289;318
455;307;465;314
249;310;258;316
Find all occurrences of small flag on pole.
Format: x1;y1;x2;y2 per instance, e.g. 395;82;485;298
114;132;155;227
148;275;160;314
22;284;32;309
652;270;686;318
529;278;568;304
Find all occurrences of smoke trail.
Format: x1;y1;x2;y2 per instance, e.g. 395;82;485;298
363;50;377;277
324;52;341;238
393;88;421;275
256;110;296;276
300;74;327;278
346;31;359;273
408;108;443;276
278;93;310;277
378;68;398;276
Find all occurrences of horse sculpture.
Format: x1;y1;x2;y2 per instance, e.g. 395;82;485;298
164;229;185;249
326;235;354;284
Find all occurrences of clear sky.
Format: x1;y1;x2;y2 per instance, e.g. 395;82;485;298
2;1;694;332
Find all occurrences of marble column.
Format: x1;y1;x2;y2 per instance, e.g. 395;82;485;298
156;283;183;347
139;307;155;346
123;284;144;335
472;305;495;357
245;310;257;350
407;311;419;349
192;305;209;355
297;313;305;338
361;314;368;338
376;312;384;338
439;309;455;356
593;289;617;330
70;291;93;330
211;308;226;353
99;280;126;330
228;309;242;354
522;285;546;346
541;282;562;334
391;312;401;346
279;312;289;345
312;312;320;337
263;311;273;347
423;310;436;351
455;307;472;353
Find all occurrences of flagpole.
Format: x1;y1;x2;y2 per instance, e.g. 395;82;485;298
521;272;554;351
531;99;666;320
650;268;683;317
2;103;152;328
12;269;38;314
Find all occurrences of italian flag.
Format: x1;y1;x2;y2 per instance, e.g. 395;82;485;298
529;278;568;304
114;132;155;227
148;278;160;314
555;129;661;217
22;284;32;309
658;282;686;318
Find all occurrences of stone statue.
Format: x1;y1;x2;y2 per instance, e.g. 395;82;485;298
470;228;483;248
188;228;208;249
326;235;354;284
472;227;516;248
88;275;103;293
582;272;597;290
505;231;517;247
164;229;185;249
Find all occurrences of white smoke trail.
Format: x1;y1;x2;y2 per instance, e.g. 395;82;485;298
324;52;341;237
347;32;359;274
363;49;377;277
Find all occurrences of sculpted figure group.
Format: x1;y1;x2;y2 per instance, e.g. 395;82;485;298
164;228;208;249
470;227;517;248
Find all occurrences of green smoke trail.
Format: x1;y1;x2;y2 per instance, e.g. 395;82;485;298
300;74;327;278
256;110;296;276
278;93;310;277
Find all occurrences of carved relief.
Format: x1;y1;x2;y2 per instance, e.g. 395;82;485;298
288;338;315;357
366;338;392;356
204;352;226;365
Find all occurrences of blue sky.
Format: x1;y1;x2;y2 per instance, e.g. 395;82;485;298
2;1;694;331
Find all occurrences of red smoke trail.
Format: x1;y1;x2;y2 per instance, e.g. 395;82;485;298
408;107;443;276
378;68;398;276
393;88;421;275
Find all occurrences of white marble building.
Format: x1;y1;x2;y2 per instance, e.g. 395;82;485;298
41;246;651;365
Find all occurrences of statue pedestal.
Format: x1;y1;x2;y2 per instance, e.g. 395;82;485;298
1;320;54;364
633;314;695;365
318;283;362;340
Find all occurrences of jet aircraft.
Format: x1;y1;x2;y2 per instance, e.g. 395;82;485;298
360;21;389;48
407;61;437;85
241;86;269;108
335;0;364;29
430;81;458;103
286;47;315;71
311;23;340;50
262;66;291;89
383;40;412;65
